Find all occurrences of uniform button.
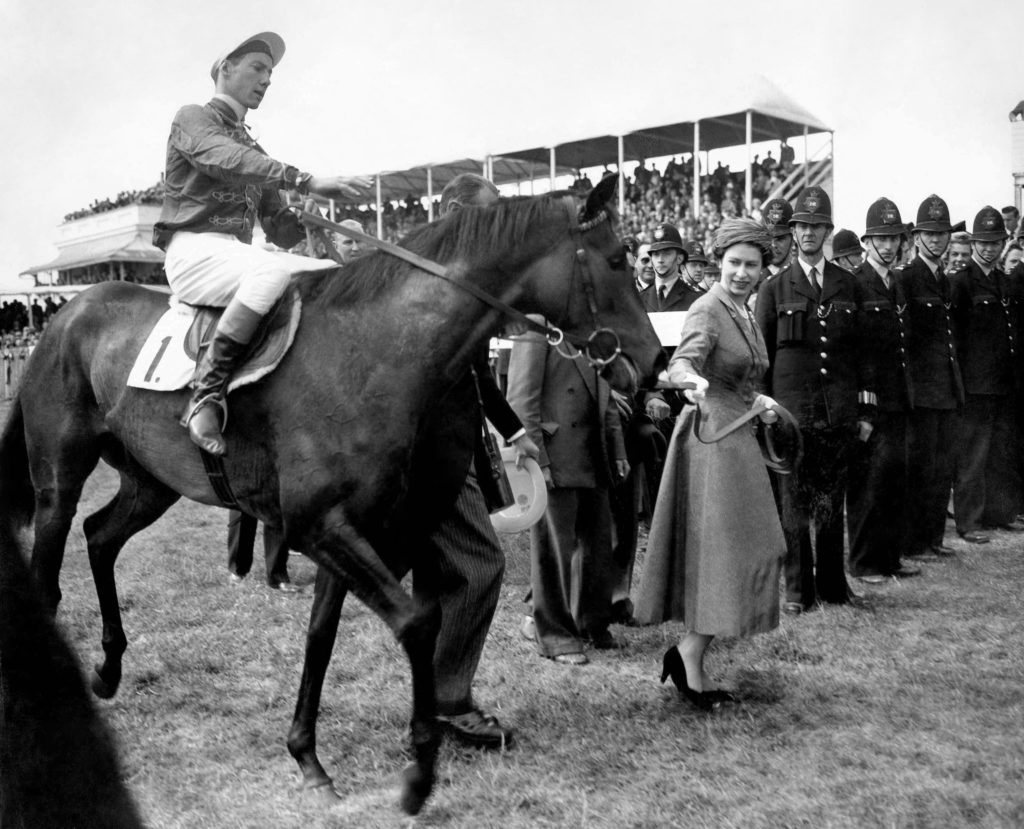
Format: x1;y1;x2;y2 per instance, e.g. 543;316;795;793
820;352;828;359
820;368;828;375
927;302;933;307
901;361;906;367
946;329;952;335
820;336;828;343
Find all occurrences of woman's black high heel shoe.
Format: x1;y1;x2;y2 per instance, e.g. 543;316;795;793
660;647;714;711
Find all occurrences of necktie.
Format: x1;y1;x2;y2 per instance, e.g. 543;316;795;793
881;270;890;291
809;267;821;300
658;285;667;310
936;265;949;299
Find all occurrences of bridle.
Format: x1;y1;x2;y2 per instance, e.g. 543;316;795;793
293;198;624;371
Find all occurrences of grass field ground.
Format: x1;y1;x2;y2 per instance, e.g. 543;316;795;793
3;398;1024;828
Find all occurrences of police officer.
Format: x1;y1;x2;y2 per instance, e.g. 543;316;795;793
762;197;796;278
642;223;700;312
681;241;711;294
755;186;875;613
950;206;1024;539
901;195;965;560
831;229;866;273
846;198;921;583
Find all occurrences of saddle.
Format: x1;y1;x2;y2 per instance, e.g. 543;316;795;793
127;289;302;393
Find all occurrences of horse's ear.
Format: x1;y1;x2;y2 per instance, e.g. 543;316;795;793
582;173;618;221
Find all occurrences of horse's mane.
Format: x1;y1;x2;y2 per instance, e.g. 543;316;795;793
297;192;575;308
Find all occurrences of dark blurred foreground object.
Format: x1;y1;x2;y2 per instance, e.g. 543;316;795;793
0;521;145;829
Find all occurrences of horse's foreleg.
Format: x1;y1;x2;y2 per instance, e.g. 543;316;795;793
84;471;179;699
288;564;348;800
303;506;441;816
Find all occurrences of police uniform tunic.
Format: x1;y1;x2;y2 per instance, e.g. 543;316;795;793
950;260;1022;531
846;261;914;577
755;258;874;607
900;256;964;553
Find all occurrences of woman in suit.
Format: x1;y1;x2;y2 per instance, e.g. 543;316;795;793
634;218;785;710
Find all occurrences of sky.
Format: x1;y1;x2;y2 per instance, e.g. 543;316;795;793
1;0;1022;287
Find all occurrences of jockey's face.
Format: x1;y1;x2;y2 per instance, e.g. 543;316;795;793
218;52;273;111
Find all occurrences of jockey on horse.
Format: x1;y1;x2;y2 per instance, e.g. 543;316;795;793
154;31;369;456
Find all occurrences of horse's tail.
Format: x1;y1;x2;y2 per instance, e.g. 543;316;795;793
0;394;36;533
0;502;146;827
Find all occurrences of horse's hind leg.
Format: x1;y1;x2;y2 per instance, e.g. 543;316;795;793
287;564;348;799
84;466;180;699
28;431;103;614
303;506;440;816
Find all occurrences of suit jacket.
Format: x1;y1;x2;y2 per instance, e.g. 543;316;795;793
899;257;964;408
854;261;913;412
951;261;1020;396
642;278;705;313
506;330;625;489
755;258;873;428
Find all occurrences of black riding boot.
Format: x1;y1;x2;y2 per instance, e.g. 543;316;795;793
183;299;263;456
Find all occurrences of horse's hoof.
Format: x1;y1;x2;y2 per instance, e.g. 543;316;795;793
90;665;118;699
399;762;433;816
304;781;341;804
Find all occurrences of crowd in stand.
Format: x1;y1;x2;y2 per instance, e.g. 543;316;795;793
1;298;66;398
62;182;165;223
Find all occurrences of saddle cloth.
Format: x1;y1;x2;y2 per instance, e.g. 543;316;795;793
126;291;302;392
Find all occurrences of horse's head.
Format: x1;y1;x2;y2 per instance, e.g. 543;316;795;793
520;175;665;393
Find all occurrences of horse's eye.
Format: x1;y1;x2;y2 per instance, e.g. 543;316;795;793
606;253;627;271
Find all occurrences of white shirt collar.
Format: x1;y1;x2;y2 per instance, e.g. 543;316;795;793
655;274;679;292
868;259;889;281
797;256;823;278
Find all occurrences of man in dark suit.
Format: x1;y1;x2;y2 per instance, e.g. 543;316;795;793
642;223;701;313
755;186;875;613
846;199;921;584
950;206;1024;538
507;323;628;665
411;174;540;748
901;195;966;558
227;510;294;590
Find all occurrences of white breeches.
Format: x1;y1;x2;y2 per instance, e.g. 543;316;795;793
164;231;335;313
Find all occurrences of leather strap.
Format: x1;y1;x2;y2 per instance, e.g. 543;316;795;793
200;449;239;508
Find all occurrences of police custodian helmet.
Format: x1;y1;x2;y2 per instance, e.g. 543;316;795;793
914;194;953;233
970;206;1009;242
832;229;865;258
862;197;904;238
789;186;833;226
648;223;688;262
762;198;793;237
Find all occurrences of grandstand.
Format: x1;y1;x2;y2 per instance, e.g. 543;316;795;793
15;76;831;299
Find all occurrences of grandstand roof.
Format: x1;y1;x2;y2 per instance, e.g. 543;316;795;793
23;233;163;275
331;156;575;206
495;76;832;170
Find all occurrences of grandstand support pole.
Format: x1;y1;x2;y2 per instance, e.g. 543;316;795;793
617;135;625;219
803;126;810;186
745;109;753;214
328;199;336;222
427;167;434;222
550;147;556;190
376;175;383;239
693;121;701;221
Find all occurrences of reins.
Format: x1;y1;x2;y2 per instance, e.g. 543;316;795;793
293;204;622;370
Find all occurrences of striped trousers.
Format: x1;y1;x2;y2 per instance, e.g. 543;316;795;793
413;469;505;715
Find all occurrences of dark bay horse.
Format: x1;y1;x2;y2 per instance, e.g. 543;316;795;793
0;177;662;814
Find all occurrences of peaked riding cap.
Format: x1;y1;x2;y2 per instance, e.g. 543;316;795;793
862;197;905;238
648;223;687;260
832;229;865;258
789;186;833;226
970;205;1010;242
210;31;286;81
914;194;953;233
762;198;794;237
